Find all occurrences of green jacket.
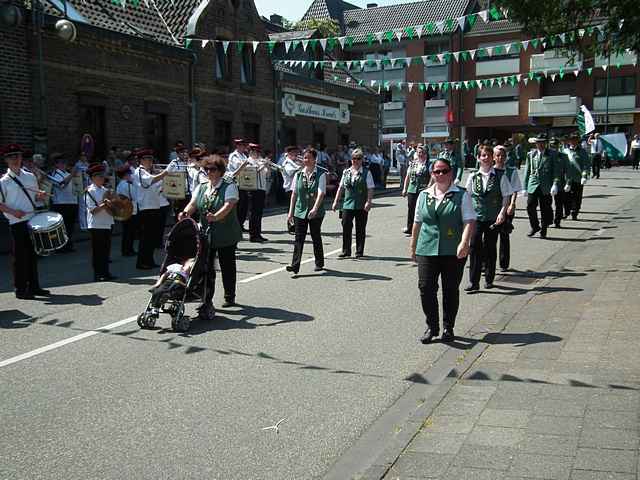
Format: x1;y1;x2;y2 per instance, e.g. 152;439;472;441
469;170;503;223
523;148;560;195
294;167;326;219
438;149;463;182
565;147;591;182
415;188;466;257
551;149;569;184
196;180;242;248
342;167;370;210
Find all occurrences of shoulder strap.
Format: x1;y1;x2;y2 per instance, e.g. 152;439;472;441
0;180;5;203
85;188;100;208
9;173;37;210
138;168;153;189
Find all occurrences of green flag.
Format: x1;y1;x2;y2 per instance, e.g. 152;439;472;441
600;133;628;162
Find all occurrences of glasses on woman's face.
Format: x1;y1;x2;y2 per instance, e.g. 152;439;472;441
204;166;218;173
352;156;363;161
432;168;451;176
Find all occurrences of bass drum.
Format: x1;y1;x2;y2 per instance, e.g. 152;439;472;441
28;211;68;256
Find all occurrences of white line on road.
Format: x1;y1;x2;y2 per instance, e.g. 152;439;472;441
0;246;349;369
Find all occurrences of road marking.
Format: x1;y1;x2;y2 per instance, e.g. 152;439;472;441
0;245;350;368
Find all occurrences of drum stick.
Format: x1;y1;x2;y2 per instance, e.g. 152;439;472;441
24;186;53;197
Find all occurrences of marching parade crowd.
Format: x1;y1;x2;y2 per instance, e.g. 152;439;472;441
0;131;636;340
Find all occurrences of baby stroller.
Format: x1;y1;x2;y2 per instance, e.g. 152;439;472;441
137;218;208;332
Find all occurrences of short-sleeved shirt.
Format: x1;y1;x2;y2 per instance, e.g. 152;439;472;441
134;167;162;211
297;168;327;194
228;150;247;175
0;168;38;225
192;179;239;204
414;184;476;224
281;156;301;192
85;184;114;229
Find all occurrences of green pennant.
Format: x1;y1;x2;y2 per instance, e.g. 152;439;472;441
559;67;565;79
346;36;354;48
616;63;621;69
333;75;338;81
384;81;391;91
466;13;477;29
358;79;364;86
367;34;374;46
531;38;540;49
443;82;450;92
508;75;517;86
476;48;487;58
237;41;244;52
185;38;192;48
327;38;336;51
411;57;422;65
587;67;593;75
442;53;451;64
419;83;426;92
404;27;415;39
528;71;535;80
513;42;522;52
461;51;470;61
267;41;276;54
569;32;576;42
382;58;392;66
489;5;502;20
310;39;319;50
535;75;543;83
429;54;437;63
425;23;435;34
586;26;594;36
445;18;454;31
291;40;299;51
494;45;505;55
367;59;375;68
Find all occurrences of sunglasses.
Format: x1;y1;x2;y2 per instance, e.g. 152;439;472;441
432;168;451;176
204;166;218;172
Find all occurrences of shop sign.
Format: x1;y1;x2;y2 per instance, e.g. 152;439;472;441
282;93;350;124
553;113;635;127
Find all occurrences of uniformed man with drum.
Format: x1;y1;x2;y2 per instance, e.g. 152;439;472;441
0;144;50;299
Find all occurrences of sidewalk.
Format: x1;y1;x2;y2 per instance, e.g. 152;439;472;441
365;195;640;479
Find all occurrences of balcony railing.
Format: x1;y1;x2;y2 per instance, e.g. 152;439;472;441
475;100;519;117
595;52;638;67
528;95;581;116
475;58;519;76
383;108;406;127
593;95;637;112
530;52;581;72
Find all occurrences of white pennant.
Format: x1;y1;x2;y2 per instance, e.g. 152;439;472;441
331;61;337;69
375;60;382;69
346;77;351;83
516;74;522;82
408;83;414;92
319;39;327;50
479;10;488;22
489;79;495;87
371;80;377;86
559;33;566;43
285;41;292;53
252;41;259;53
302;40;309;51
452;52;459;61
375;32;384;44
578;29;585;38
477;81;483;90
523;78;529;86
438;82;443;90
201;40;209;48
486;47;494;57
415;25;424;38
436;21;445;34
505;43;512;54
422;55;429;64
338;36;347;49
597;25;605;34
543;70;548;78
457;16;466;30
602;64;608;71
469;49;477;60
542;41;547;48
437;53;445;63
347;61;353;69
359;60;365;69
573;70;580;77
223;41;230;54
464;81;469;89
391;58;397;68
521;40;529;51
551;73;557;82
395;30;403;42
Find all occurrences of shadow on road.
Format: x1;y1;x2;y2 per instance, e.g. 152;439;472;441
293;268;392;281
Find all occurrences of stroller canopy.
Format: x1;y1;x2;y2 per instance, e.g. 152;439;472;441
165;218;201;262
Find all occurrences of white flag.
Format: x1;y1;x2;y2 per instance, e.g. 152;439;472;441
302;40;309;51
395;30;403;42
436;21;445;34
408;82;414;92
223;41;230;54
201;40;209;48
285;41;292;53
252;41;259;53
319;39;327;50
338;37;347;49
452;51;459;61
479;10;488;22
457;16;466;30
469;49;477;60
375;32;384;44
415;25;424;38
521;40;529;51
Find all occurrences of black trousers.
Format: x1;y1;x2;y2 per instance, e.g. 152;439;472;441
632;150;640;169
89;228;112;277
291;216;324;270
369;163;382;185
52;203;77;248
342;209;368;256
203;243;237;306
469;220;499;285
286;191;295;234
156;204;171;249
526;187;553;230
9;221;40;294
237;190;249;227
592;154;601;178
498;213;514;270
417;255;466;332
553;190;566;225
137;209;160;266
121;213;138;255
568;182;584;216
248;190;266;239
406;192;419;232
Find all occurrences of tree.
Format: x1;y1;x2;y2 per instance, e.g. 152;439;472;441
494;0;640;57
293;18;340;37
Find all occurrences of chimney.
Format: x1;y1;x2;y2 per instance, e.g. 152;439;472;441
367;3;378;7
270;14;283;26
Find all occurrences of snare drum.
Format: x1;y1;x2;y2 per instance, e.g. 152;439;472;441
27;212;68;256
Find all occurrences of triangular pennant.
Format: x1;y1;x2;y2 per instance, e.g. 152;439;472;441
573;70;580;77
338;36;347;49
252;41;259;53
404;27;415;39
415;25;424;38
559;33;566;43
437;53;445;63
425;22;435;34
223;41;230;54
452;51;459;61
542;40;547;49
445;18;455;32
302;40;309;51
237;41;245;52
285;41;292;53
267;41;276;54
437;82;443;90
602;64;608;71
375;32;384;44
523;78;529;86
516;74;522;82
421;55;429;64
578;29;585;38
587;67;593;75
375;60;382;69
477;80;483;90
408;82;414;92
331;61;337;69
469;49;477;60
201;40;209;48
521;40;529;51
395;30;403;42
528;71;535;80
559;67;565;79
319;39;327;51
371;80;377;87
346;61;353;70
531;38;539;49
486;47;494;57
391;58;397;68
489;5;502;20
551;73;557;82
467;13;477;29
436;21;445;34
457;16;466;31
461;51;470;61
479;10;488;22
346;77;351;83
505;43;512;54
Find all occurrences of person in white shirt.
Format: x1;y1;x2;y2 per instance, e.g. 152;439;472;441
116;165;138;257
48;153;78;253
280;145;303;234
395;141;409;185
228;138;250;231
246;143;270;242
631;134;640;170
85;163;116;281
589;133;602;179
169;143;192;221
464;145;512;292
134;148;171;270
74;153;90;230
0;144;50;299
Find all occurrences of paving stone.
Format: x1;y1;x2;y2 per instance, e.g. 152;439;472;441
388;452;454;478
466;426;525;447
508;453;573;479
433;400;487;417
527;415;583;436
477;409;530;429
573;448;636;474
570;471;635;480
423;415;477;434
443;466;505;480
537;384;598;402
518;433;579;456
407;432;467;455
579;427;639;450
588;393;640;412
452;445;515;471
533;398;588;417
584;409;639;430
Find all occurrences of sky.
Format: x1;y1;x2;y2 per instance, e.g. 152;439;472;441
253;0;407;22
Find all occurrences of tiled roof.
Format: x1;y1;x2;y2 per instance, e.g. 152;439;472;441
269;29;318;42
344;0;471;38
28;0;201;46
467;18;522;36
301;0;360;23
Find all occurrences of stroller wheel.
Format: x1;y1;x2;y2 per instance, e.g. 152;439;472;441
138;312;157;329
137;313;146;328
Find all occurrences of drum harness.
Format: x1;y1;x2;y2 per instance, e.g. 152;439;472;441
1;172;38;213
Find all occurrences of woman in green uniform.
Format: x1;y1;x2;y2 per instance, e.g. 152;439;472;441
332;148;374;258
410;157;476;344
402;145;430;235
286;148;326;275
179;153;242;318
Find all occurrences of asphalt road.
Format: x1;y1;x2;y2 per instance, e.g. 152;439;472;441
1;168;638;480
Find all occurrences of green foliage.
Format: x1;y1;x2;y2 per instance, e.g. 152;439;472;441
494;0;640;56
293;18;341;37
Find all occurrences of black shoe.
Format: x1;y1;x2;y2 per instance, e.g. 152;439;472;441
527;227;541;237
420;328;438;344
197;304;215;321
285;265;299;274
103;274;117;282
355;253;364;258
464;284;480;292
32;288;50;296
314;266;324;272
402;227;410;235
338;253;351;258
15;291;35;300
500;267;509;272
554;222;561;228
540;227;547;239
484;282;495;289
562;214;568;219
571;214;578;220
441;329;455;342
257;236;269;242
222;299;236;308
249;237;265;243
